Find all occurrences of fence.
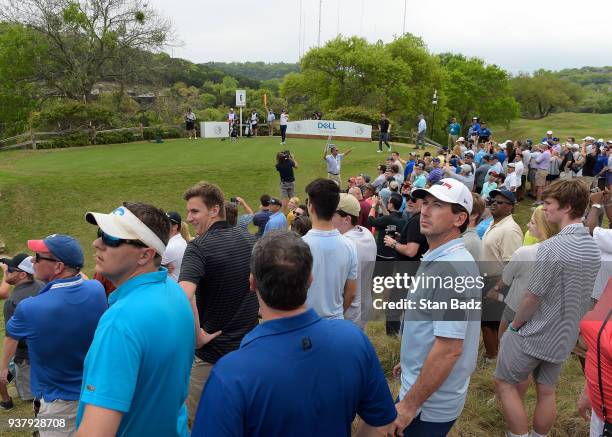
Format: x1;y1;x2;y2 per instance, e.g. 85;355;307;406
0;124;184;152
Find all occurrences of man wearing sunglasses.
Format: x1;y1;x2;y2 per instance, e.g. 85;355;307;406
481;189;523;361
0;254;43;410
1;235;106;437
76;203;195;437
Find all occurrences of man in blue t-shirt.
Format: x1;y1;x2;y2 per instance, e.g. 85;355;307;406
0;234;107;436
447;117;461;148
76;203;195;437
263;198;287;234
192;231;397;436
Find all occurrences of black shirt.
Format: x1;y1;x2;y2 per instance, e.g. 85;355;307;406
275;159;295;182
379;119;390;133
367;211;406;259
560;151;574;172
396;213;428;262
582;154;598;177
3;280;44;363
179;221;259;364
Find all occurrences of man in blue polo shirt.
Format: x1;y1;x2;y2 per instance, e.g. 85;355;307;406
76;203;194;437
192;230;397;436
263;197;287;234
392;179;481;437
0;234;106;437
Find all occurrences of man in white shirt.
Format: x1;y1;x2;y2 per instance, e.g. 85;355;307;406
250;110;259;137
266;109;275;136
416;114;427;150
331;194;377;328
504;163;518;192
161;211;188;281
228;108;236;137
324;145;353;189
279;109;289;145
513;154;525;200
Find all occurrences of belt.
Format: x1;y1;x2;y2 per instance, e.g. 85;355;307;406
328;172;339;176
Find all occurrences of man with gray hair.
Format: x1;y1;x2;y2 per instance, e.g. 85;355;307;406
191;231;396;436
444;161;475;191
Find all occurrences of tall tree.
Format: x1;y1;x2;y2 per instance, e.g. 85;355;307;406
1;0;172;101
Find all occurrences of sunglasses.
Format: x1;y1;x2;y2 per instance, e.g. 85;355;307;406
6;266;23;273
97;228;146;248
487;199;513;206
294;211;302;217
35;253;60;264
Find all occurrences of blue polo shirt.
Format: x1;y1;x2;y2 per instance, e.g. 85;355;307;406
263;211;288;234
404;160;416;179
6;276;107;402
192;309;396;437
76;269;194;437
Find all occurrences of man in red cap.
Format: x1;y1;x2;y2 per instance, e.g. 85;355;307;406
0;235;106;437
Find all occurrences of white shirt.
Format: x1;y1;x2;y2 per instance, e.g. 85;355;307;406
502;243;540;311
514;161;524;186
342;226;377;328
592;227;612;300
326;153;343;174
186;112;196;121
250;112;258;123
228;112;235;121
418;119;427;133
161;233;187;281
504;171;518;191
521;150;531;168
280;113;289;125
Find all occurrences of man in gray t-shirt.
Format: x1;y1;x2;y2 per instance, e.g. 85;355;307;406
1;254;44;406
495;179;600;437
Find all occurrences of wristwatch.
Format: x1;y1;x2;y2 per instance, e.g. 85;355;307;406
391;242;398;250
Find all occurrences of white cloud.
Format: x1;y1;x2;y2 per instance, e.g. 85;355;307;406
149;0;612;72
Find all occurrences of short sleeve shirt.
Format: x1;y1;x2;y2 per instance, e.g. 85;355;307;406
481;215;523;277
263;211;288;234
520;224;601;363
326;154;343;174
3;280;44;362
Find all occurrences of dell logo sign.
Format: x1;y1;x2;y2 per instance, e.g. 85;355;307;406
317;122;336;129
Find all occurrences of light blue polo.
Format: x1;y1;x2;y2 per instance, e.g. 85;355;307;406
399;238;482;422
76;269;194;437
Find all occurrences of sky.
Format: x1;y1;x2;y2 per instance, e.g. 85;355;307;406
148;0;612;73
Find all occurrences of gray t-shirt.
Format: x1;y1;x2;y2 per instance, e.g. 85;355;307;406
520;224;601;363
3;280;45;362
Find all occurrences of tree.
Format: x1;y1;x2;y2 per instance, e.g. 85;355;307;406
440;53;519;131
1;0;172;101
511;70;584;118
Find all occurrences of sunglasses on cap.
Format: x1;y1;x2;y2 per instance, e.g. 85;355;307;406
97;228;147;248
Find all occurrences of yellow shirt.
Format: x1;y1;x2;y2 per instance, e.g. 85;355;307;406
523;230;539;246
481;215;524;277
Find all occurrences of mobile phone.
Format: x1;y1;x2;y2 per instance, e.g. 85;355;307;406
230;197;238;203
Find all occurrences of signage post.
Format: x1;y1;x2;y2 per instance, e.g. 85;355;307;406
236;90;246;137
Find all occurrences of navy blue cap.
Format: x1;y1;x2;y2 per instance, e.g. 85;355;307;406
488;189;516;204
28;234;84;269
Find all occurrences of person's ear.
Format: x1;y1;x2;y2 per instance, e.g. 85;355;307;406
249;273;257;293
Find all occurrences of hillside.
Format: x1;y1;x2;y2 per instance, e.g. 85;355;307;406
491;112;612;142
204;62;300;81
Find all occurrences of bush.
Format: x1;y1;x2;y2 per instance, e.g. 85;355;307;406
94;130;137;145
31;101;117;131
41;132;90;149
326;106;380;126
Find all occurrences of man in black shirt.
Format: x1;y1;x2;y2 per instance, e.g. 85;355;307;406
179;181;259;423
0;254;43;409
382;193;429;335
275;151;299;210
378;113;391;153
252;194;272;238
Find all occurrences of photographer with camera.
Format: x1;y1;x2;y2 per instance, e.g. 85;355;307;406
275;151;299;210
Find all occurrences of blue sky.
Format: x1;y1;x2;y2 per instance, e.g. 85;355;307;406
149;0;612;73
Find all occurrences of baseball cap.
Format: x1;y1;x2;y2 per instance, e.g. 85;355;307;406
0;253;35;274
456;137;466;142
337;193;360;217
464;151;474;157
583;136;595;141
432;157;441;163
412;178;473;214
546;130;553;135
166;211;182;225
489;189;516;204
85;206;166;255
415;162;425;169
507;162;516;168
27;234;84;269
269;198;282;206
389;181;400;191
472;117;478;120
460;164;472;174
606;140;612;145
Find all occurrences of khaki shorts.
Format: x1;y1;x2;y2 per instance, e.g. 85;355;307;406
187;357;213;426
328;173;341;188
535;169;548;187
37;399;78;437
495;330;562;386
15;360;33;401
280;181;295;198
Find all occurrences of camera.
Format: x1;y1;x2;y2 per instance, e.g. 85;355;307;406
230;197;238;203
280;150;291;160
385;225;400;241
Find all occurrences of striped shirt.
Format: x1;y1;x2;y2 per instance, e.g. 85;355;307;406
520;223;601;363
179;221;259;364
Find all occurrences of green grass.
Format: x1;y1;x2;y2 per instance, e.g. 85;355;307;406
492;112;612;143
0;135;589;436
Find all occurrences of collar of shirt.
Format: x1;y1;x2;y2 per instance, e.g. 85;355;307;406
207;220;232;232
558;222;587;236
39;274;84;295
109;268;168;306
306;228;342;238
240;308;320;347
422;237;465;262
486;214;515;233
